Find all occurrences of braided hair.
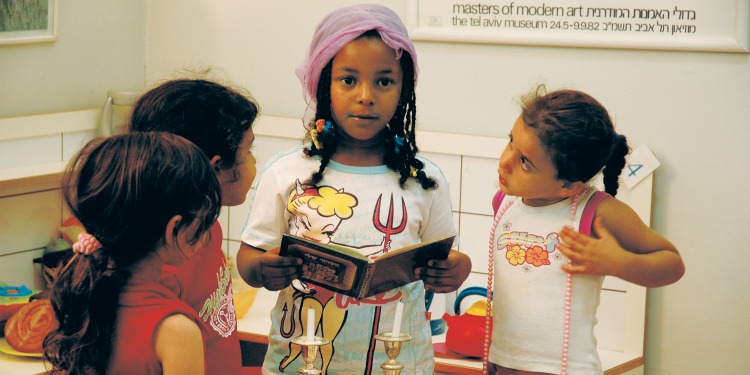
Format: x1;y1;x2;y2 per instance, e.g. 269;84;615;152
521;85;631;196
302;30;436;190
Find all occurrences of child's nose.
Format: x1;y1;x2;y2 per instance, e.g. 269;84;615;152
357;84;374;105
498;152;511;171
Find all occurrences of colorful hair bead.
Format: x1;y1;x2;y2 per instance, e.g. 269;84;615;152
394;135;405;153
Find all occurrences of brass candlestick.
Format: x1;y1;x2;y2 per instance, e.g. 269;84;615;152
374;332;413;375
290;336;330;374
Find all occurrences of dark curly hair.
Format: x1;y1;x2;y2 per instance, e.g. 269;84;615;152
44;132;221;374
129;78;260;182
302;30;437;190
520;85;631;196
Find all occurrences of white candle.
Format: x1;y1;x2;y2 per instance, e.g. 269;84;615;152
306;308;315;343
391;301;404;337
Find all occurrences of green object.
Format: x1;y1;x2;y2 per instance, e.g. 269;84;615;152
46;238;72;252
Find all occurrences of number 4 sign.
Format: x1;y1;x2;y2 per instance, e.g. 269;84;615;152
622;144;660;189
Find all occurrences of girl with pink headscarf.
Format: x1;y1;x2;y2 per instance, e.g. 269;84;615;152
237;3;472;374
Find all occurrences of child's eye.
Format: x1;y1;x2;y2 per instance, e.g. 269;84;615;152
520;157;532;172
341;76;356;85
377;77;395;87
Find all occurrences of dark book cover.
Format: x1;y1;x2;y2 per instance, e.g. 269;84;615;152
280;234;455;299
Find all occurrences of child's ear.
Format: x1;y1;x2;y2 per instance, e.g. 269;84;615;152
209;155;223;172
556;180;585;198
164;215;183;246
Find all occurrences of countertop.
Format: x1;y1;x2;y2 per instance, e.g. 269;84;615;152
236;289;643;375
0;288;642;374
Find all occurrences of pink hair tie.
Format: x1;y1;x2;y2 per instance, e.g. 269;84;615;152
72;232;102;255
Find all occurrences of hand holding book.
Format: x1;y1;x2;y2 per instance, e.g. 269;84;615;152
280;234;455;299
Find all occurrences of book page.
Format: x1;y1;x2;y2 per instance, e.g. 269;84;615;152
363;235;455;298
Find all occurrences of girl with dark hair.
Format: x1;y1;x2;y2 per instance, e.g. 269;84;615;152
236;4;471;374
44;132;222;374
485;86;684;375
129;77;260;374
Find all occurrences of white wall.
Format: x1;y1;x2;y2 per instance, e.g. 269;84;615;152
145;2;750;374
0;0;146;119
1;0;746;373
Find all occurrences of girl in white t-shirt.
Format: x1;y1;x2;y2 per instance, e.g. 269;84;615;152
236;4;472;374
486;86;685;375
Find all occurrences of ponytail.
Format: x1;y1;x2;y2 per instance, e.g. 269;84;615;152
45;132;221;374
45;250;127;374
601;134;631;196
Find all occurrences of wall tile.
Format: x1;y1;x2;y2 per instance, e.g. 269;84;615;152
595;289;626;351
421;152;461;211
253;136;301;180
227;193;253;242
0;134;62;170
0;249;46;290
458;212;494;273
460;156;499;216
62;130;97;161
227;239;242;278
452;212;459;241
0;190;62;256
603;276;630;292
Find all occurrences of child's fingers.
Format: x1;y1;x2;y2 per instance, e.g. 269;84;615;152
262;266;301;291
559;225;597;257
266;246;281;255
556;243;580;263
260;249;302;266
418;266;462;293
420;273;457;293
426;259;451;269
562;263;586;274
258;252;302;290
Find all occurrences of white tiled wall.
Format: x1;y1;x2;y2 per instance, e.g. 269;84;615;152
0;113;649;363
0;125;95;289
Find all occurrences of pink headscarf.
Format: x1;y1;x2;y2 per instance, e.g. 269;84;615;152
296;4;419;123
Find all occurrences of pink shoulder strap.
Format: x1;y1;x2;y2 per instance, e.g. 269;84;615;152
492;189;609;236
492;189;506;215
579;191;609;236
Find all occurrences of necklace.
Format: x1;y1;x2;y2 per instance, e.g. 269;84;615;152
483;194;580;375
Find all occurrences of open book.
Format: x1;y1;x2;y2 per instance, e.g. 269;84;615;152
280;234;455;299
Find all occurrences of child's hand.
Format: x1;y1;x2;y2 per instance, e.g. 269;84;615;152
255;247;303;291
557;217;626;276
416;250;472;293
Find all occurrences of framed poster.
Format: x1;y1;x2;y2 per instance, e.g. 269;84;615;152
0;0;57;45
408;0;749;53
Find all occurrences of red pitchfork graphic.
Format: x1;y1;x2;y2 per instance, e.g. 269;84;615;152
373;193;407;253
365;193;407;375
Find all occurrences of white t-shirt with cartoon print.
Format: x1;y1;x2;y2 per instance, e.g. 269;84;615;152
242;147;458;375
